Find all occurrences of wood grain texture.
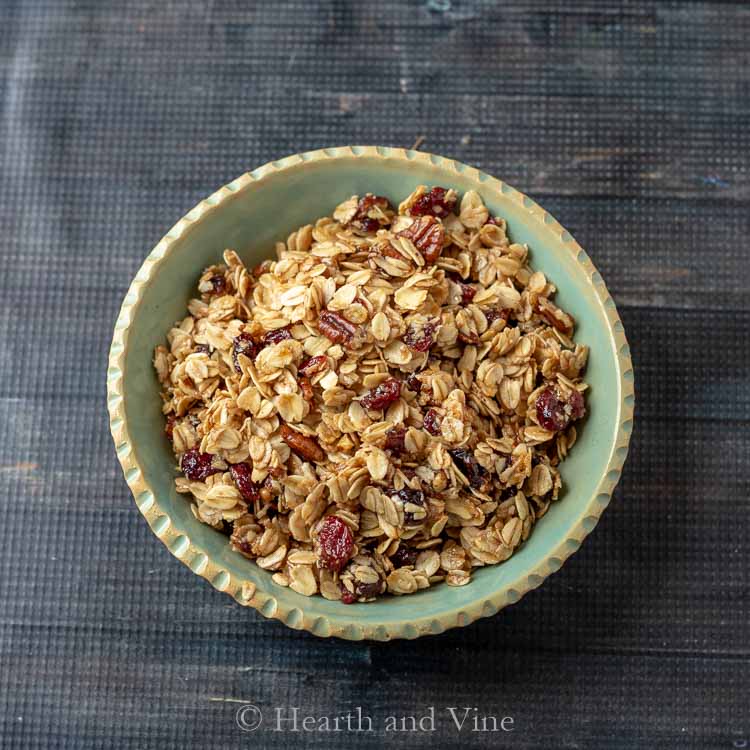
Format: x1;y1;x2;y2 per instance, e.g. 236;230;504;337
0;1;748;748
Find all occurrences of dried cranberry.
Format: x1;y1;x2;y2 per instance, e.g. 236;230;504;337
459;282;476;305
262;327;292;347
232;333;261;373
410;186;456;218
340;588;357;604
393;488;426;524
360;378;401;411
354;580;384;599
403;319;438;352
536;387;585;432
449;449;490;491
351;194;392;233
229;462;260;503
390;545;419;568
181;447;220;481
340;578;385;604
209;274;226;295
315;516;354;572
485;308;510;326
299;355;327;377
384;427;407;454
569;390;586;421
358;217;380;232
405;373;422;393
422;408;442;436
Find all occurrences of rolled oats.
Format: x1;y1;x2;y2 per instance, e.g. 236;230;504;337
155;187;589;603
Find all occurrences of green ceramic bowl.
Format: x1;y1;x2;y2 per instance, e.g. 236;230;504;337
107;146;634;640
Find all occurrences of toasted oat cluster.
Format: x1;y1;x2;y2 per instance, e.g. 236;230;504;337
153;186;589;603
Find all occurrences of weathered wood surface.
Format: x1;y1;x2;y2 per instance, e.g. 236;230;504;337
0;2;747;748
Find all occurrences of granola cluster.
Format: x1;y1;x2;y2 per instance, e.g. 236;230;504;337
153;186;589;603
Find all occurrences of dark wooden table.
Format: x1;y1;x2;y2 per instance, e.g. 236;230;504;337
1;2;748;748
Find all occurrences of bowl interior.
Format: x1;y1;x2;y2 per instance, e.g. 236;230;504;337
119;151;622;632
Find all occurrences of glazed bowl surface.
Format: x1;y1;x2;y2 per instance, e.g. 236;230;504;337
107;146;634;640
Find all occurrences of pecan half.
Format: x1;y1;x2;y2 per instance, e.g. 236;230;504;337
280;424;325;463
318;310;361;347
397;215;445;264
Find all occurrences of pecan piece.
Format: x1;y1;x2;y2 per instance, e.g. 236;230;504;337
537;298;574;335
318;310;361;347
384;426;407;454
298;376;314;402
485;308;511;326
164;414;176;440
299;355;328;377
398;215;445;264
252;259;273;277
230;527;254;559
374;240;403;260
458;331;480;345
280;424;326;463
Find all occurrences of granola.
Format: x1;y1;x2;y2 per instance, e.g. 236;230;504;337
153;186;589;603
